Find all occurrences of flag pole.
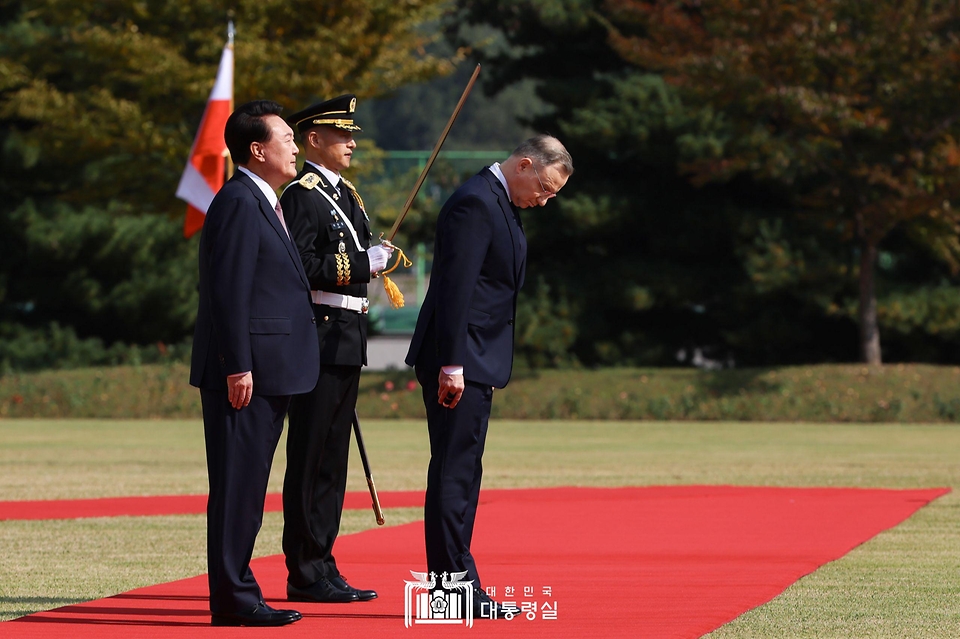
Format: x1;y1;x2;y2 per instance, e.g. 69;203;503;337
225;20;235;180
177;22;236;238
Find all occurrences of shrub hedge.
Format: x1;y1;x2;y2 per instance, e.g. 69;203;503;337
2;363;959;422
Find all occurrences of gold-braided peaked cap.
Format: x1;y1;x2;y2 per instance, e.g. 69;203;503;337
288;94;361;133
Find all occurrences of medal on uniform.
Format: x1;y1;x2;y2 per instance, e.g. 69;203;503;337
338;240;346;254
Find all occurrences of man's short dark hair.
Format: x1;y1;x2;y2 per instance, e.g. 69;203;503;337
225;100;284;165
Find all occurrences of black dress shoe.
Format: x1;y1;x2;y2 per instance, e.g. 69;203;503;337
211;602;302;626
287;577;359;603
329;574;378;601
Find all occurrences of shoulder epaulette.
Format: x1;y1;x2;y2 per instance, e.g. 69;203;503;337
298;173;321;189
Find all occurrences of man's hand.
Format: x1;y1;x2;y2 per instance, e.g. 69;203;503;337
367;243;395;274
438;370;465;409
227;372;253;410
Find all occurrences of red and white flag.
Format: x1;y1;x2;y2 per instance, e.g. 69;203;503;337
176;37;233;238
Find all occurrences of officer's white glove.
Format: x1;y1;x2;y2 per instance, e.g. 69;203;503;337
367;243;395;274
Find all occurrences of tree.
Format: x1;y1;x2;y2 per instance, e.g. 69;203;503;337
600;0;960;364
446;0;830;367
448;0;960;367
0;0;452;368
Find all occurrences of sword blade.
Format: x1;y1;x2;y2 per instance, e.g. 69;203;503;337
387;64;482;242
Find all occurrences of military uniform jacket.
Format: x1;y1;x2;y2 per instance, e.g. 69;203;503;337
280;165;372;366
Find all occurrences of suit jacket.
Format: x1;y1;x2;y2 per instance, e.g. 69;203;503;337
280;167;372;366
190;171;320;396
406;168;527;388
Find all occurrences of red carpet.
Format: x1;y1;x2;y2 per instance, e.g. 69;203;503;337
0;491;425;520
2;486;948;638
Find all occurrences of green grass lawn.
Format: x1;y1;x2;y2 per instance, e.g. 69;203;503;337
1;418;959;637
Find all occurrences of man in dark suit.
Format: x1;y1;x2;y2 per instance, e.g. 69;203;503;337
277;95;392;604
190;100;320;627
405;135;573;617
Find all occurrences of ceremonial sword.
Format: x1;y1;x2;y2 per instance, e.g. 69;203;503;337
357;65;483;526
385;63;481;242
352;409;385;525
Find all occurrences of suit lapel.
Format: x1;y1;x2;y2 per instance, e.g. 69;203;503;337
236;173;310;288
483;169;526;287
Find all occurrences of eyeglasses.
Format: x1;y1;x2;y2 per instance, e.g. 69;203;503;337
532;163;557;200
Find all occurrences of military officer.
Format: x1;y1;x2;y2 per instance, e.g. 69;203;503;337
279;95;392;604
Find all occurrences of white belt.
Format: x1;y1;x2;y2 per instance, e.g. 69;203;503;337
311;291;369;314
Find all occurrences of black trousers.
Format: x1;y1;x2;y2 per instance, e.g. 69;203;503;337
201;389;289;614
282;364;359;587
417;365;494;590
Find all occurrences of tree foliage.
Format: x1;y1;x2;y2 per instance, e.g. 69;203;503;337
449;0;960;367
1;0;452;207
0;0;452;369
601;0;960;363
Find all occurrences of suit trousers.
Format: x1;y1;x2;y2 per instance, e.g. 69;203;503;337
201;389;290;614
282;364;360;587
417;365;494;589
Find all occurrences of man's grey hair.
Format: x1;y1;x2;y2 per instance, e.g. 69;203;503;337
510;135;574;176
